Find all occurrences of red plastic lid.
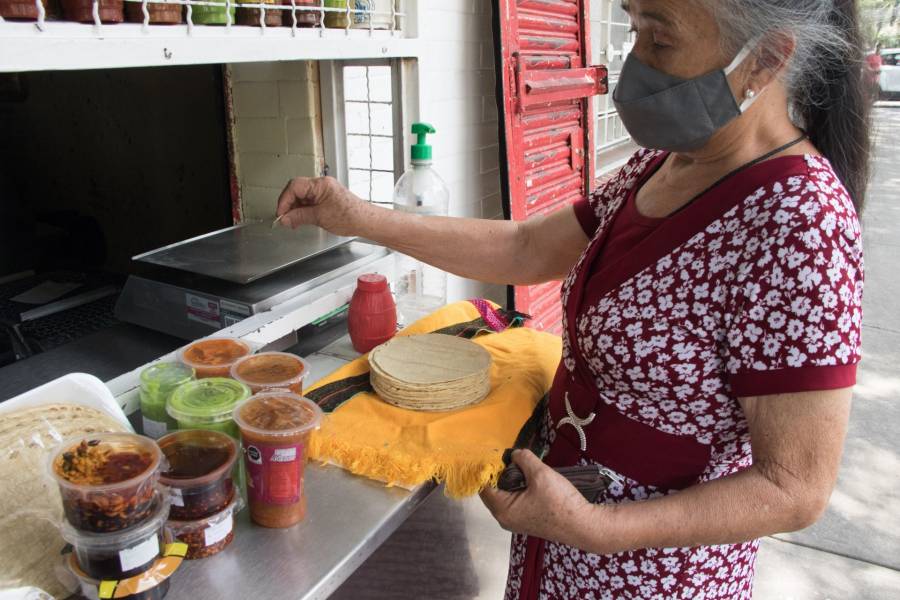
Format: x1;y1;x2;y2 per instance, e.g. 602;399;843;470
356;273;389;293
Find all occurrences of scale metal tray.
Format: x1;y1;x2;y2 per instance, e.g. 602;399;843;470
133;222;351;284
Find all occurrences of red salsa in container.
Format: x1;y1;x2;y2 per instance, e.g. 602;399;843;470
232;392;322;528
158;429;237;520
50;433;162;533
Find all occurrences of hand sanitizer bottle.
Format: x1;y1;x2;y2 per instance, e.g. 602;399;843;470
392;123;450;325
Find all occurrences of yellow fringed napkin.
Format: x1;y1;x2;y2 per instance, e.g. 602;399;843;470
306;301;561;498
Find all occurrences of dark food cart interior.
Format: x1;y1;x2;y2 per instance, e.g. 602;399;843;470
0;66;234;399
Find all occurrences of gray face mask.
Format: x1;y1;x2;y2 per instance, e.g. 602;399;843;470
612;42;760;152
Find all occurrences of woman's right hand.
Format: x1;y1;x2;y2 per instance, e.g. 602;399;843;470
275;176;368;237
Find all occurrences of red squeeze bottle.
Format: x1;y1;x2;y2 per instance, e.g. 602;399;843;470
348;274;397;354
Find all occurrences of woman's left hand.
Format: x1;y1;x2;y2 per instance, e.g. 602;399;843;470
480;450;598;548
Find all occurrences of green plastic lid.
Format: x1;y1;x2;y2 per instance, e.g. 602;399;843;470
411;122;436;162
140;362;194;391
167;378;251;425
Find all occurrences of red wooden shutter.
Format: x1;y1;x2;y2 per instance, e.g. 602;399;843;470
495;0;607;334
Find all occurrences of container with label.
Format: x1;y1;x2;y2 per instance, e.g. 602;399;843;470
348;273;396;354
287;0;321;26
157;429;237;520
230;352;310;395
167;494;241;559
49;433;163;533
323;0;348;27
60;494;169;579
124;1;182;24
349;0;394;29
61;0;123;23
189;0;235;25
166;378;250;439
178;337;252;379
66;556;171;600
232;392;323;528
237;0;283;26
139;363;195;439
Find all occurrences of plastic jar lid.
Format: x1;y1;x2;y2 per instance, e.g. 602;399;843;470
178;338;251;370
48;432;163;494
232;392;323;439
356;273;389;292
60;492;170;550
157;429;238;490
229;352;310;389
166;378;250;426
140;362;195;391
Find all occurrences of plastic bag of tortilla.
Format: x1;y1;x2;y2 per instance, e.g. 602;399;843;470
0;375;131;599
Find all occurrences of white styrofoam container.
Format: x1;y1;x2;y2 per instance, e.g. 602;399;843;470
0;373;132;432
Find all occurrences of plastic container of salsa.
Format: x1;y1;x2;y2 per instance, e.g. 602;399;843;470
67;558;170;600
61;493;169;579
232;392;322;528
140;363;195;439
49;433;163;533
166;378;250;439
167;494;242;559
229;352;310;395
158;429;237;520
178;337;251;379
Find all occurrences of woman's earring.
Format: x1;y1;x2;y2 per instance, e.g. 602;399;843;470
745;89;757;100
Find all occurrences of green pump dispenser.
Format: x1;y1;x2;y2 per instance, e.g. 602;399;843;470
410;122;436;162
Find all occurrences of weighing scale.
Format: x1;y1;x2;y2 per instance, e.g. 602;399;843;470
115;222;391;341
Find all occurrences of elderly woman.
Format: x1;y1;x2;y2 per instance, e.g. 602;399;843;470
276;0;868;597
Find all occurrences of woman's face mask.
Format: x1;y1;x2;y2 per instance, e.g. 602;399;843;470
612;41;761;153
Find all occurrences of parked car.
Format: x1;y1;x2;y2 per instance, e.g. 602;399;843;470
879;48;900;98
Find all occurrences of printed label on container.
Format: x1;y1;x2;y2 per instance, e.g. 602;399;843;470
245;442;304;505
141;416;167;440
118;535;160;572
169;487;184;507
204;513;234;546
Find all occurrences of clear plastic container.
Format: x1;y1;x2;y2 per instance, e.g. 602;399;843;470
61;493;169;580
178;337;252;379
49;432;163;533
232;392;323;528
66;557;170;600
158;429;237;520
168;494;242;560
139;362;195;439
166;378;251;440
229;352;310;395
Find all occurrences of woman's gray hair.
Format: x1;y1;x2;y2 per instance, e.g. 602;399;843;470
704;0;871;210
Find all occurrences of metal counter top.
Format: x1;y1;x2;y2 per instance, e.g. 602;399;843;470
169;469;433;600
164;343;436;599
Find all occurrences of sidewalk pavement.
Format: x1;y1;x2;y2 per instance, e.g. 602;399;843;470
333;107;900;600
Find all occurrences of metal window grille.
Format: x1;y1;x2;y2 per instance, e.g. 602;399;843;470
4;0;405;38
592;0;635;170
343;64;395;203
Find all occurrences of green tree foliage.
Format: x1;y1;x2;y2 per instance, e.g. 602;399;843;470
863;0;900;48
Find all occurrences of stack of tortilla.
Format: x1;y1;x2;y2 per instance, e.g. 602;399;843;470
0;403;126;598
369;334;493;412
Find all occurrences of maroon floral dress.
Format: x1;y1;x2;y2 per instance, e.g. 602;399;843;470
504;149;864;599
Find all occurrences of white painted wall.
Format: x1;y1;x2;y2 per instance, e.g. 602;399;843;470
415;0;505;306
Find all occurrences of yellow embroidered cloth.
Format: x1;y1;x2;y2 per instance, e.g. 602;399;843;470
306;301;561;498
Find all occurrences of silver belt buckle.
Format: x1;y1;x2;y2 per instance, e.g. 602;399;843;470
556;391;596;452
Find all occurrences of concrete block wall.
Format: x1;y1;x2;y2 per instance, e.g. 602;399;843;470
228;61;325;222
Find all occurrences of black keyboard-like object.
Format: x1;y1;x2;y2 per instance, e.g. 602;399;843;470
17;293;120;354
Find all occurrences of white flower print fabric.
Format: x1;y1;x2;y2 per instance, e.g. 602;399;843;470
504;149;864;599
